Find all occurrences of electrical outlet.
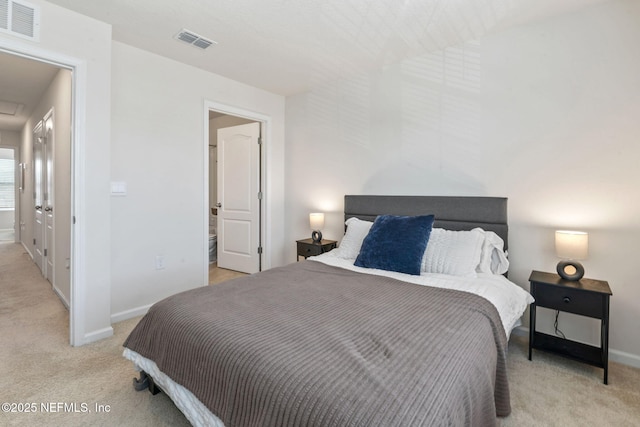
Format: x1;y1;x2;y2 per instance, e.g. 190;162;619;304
155;255;165;270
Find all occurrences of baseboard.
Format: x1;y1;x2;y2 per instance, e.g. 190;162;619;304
21;241;33;259
514;326;640;369
20;244;70;311
511;326;528;338
111;304;153;324
609;348;640;369
82;326;114;344
53;286;70;309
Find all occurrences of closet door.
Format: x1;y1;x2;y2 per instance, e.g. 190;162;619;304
32;110;55;284
32;120;44;275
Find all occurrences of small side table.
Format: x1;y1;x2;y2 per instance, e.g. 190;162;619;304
296;238;337;261
528;270;612;384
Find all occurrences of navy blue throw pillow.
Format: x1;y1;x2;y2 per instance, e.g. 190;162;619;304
354;214;435;275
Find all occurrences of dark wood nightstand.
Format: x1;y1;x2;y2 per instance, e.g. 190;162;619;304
296;238;337;261
528;270;612;384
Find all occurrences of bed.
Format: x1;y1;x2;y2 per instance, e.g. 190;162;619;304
123;195;533;426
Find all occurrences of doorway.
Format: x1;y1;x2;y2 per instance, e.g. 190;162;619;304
0;48;75;340
209;116;261;274
204;101;270;283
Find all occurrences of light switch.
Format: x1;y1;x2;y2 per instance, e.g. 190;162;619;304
110;181;127;196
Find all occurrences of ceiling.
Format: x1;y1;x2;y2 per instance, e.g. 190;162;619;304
0;53;60;132
43;0;606;96
0;0;607;132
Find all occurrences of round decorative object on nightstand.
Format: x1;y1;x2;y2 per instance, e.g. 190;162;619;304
311;230;323;243
556;260;585;281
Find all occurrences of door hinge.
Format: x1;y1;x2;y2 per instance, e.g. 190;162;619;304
258;191;263;200
73;216;76;224
44;249;47;257
257;246;263;254
33;238;36;245
258;137;263;145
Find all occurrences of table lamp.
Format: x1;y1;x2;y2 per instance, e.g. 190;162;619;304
555;230;588;281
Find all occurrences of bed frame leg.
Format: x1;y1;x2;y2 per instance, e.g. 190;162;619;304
133;371;150;391
148;376;162;395
132;371;162;395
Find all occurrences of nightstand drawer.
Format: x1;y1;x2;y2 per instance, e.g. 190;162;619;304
297;241;323;257
532;284;604;318
296;238;337;260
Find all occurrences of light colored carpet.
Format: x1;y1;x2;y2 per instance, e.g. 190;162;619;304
1;241;638;426
503;334;640;426
0;242;190;427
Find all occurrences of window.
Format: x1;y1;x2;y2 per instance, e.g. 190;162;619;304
0;158;15;209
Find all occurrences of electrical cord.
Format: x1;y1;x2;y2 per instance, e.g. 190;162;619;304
554;310;566;339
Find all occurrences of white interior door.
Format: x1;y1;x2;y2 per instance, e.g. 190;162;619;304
32;112;54;284
32;121;44;275
217;122;260;274
44;112;54;284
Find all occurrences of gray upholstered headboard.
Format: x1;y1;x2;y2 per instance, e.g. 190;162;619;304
344;195;508;250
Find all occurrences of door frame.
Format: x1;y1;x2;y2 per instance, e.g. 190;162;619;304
203;100;271;284
0;43;87;347
43;108;56;288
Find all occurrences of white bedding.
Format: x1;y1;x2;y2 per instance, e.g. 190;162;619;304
310;250;534;337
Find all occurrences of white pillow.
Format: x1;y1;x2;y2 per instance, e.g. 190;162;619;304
476;229;509;275
421;228;484;277
332;217;373;260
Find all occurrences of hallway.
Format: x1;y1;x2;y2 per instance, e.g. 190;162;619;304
0;241;190;426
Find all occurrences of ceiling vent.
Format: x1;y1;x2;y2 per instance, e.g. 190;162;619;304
0;0;40;41
174;28;217;50
0;100;24;116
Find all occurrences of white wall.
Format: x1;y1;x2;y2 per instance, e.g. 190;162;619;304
285;0;640;364
110;42;285;320
17;124;33;256
0;132;19;148
0;210;12;229
0;0;113;345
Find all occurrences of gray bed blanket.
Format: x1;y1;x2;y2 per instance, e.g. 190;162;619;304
124;260;510;427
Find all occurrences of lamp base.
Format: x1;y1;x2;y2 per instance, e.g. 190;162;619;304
556;260;585;281
311;230;323;243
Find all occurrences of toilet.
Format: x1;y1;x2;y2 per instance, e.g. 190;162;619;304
209;215;217;263
209;234;217;263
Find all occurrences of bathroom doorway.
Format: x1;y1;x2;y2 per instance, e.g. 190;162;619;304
207;111;261;281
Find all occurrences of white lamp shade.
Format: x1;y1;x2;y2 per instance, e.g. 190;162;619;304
309;213;325;231
555;230;588;260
